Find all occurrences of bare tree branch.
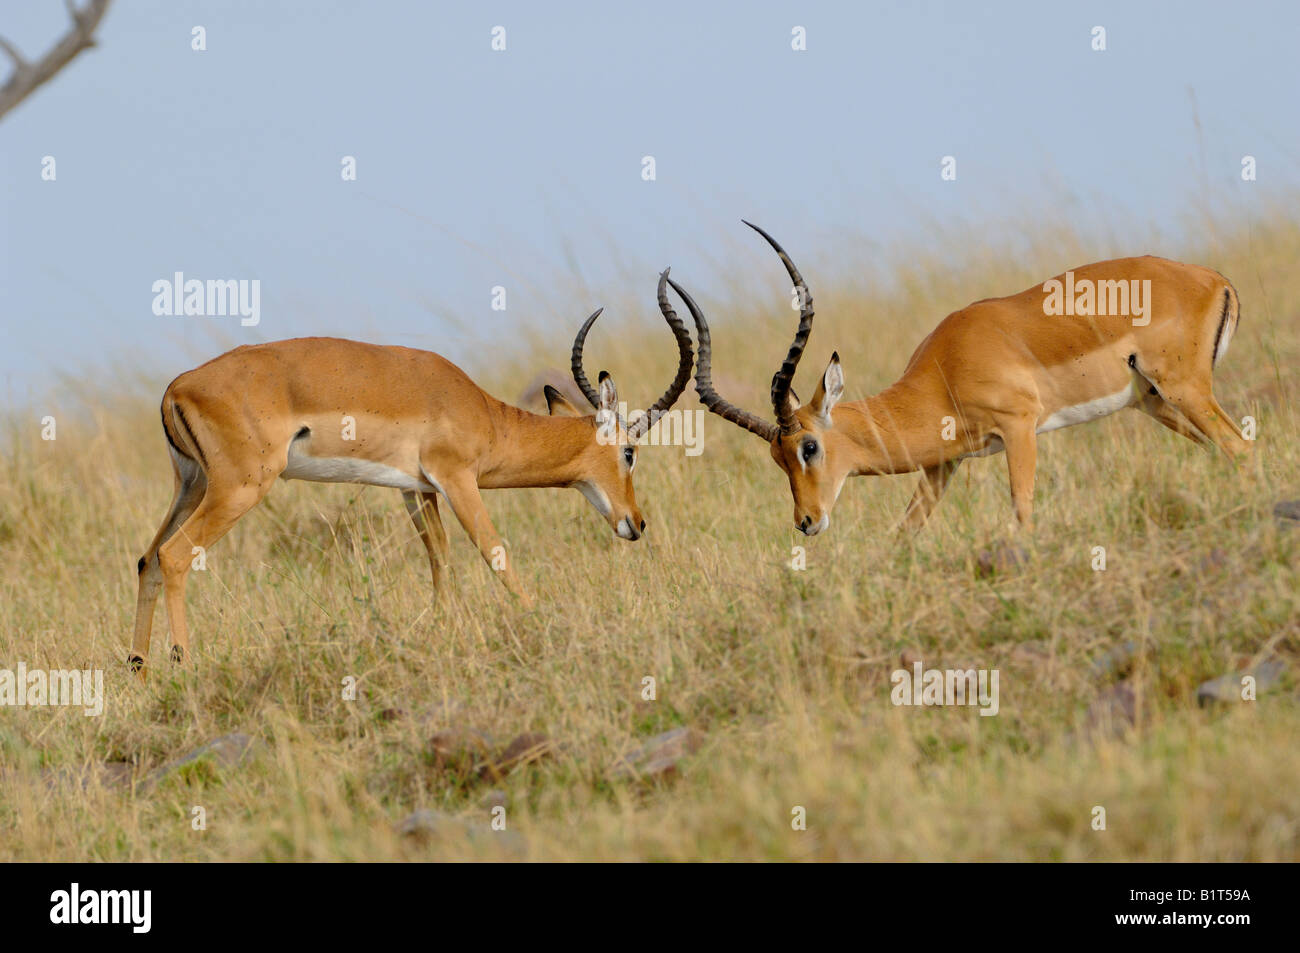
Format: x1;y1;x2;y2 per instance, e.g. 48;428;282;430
0;0;111;123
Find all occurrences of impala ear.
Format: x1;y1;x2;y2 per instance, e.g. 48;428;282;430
810;352;844;427
597;371;618;414
544;385;582;417
594;371;621;436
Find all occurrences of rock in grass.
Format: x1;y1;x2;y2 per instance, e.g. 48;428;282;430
141;733;258;791
99;761;134;789
1090;640;1139;679
609;727;703;782
1198;547;1229;572
395;808;526;853
482;733;555;781
38;761;135;792
975;542;1029;578
1083;683;1137;738
1197;659;1286;706
1273;500;1300;528
429;728;558;782
428;728;494;775
396;809;455;837
33;738;253;794
1010;642;1050;662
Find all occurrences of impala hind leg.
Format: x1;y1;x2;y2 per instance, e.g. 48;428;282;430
897;459;961;534
1158;386;1252;462
131;455;207;676
1132;355;1252;462
156;473;276;665
402;490;450;593
440;473;533;608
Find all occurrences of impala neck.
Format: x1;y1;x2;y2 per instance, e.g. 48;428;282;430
478;401;598;489
833;381;949;476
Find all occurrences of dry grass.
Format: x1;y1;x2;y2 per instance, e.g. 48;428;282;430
1;210;1297;861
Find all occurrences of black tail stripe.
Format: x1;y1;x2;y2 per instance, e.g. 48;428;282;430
172;403;208;470
1211;287;1231;366
160;400;182;455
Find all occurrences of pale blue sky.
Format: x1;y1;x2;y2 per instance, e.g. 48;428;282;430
2;0;1297;402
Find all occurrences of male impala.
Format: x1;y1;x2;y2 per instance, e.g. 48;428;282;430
666;221;1249;536
129;303;692;674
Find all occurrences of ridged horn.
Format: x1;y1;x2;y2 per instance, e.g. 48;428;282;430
743;220;814;437
664;274;779;443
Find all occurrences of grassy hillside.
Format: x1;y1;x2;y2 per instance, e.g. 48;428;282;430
1;211;1297;861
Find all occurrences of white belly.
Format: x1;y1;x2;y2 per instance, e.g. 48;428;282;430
281;449;436;492
961;384;1137;459
1036;385;1136;435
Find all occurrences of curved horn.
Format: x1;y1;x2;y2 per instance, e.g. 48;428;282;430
571;306;633;434
627;269;695;442
570;307;606;411
743;220;814;436
665;274;779;443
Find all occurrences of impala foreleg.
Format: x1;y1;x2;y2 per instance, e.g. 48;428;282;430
998;418;1039;529
441;474;533;608
897;459;961;534
403;490;450;593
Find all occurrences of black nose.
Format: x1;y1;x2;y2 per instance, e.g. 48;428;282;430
640;520;646;532
800;515;812;531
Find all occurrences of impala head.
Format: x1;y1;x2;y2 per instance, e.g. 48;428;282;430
767;353;851;535
559;287;694;541
665;221;848;536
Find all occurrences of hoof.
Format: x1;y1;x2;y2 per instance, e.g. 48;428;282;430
128;654;145;673
169;645;185;664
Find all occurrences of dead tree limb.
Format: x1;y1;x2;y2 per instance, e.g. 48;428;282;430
0;0;112;122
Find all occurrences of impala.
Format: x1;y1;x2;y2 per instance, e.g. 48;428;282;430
129;302;693;674
666;222;1250;537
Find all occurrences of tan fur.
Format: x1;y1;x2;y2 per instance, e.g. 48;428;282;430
130;336;649;675
762;257;1248;534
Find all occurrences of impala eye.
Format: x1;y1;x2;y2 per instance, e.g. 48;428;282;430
800;440;819;463
623;447;636;470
